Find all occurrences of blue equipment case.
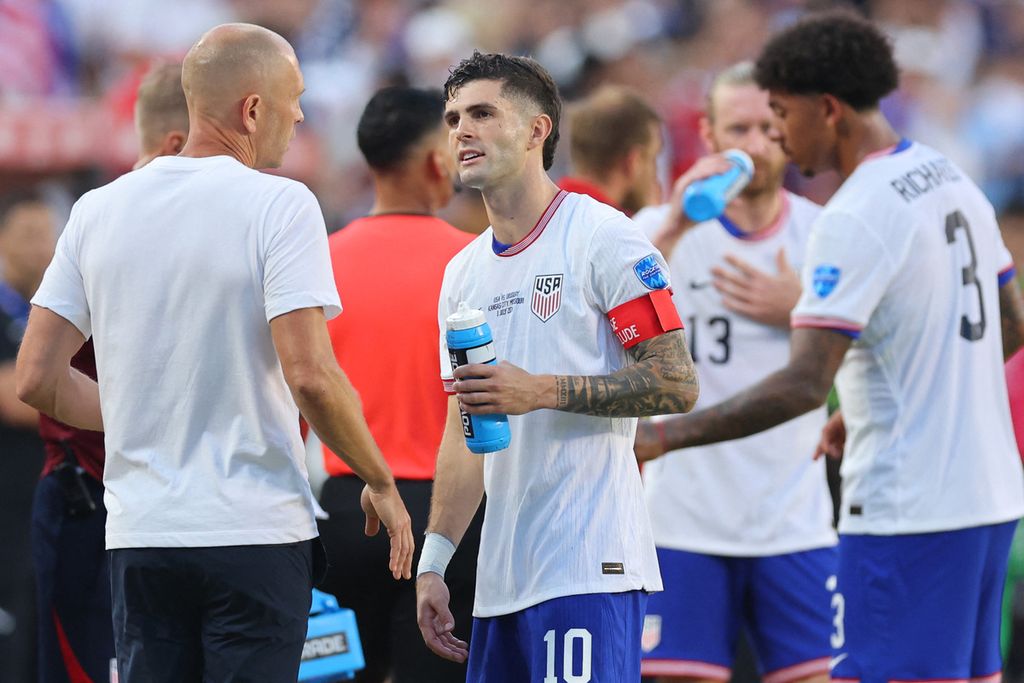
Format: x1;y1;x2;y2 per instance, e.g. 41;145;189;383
298;589;365;682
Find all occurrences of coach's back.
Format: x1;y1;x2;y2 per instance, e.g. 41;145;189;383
37;154;339;549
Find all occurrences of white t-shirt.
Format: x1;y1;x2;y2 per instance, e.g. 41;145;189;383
438;190;665;618
634;193;836;556
32;155;342;549
792;140;1024;535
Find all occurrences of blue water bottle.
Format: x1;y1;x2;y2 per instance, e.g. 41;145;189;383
445;302;511;454
682;149;754;222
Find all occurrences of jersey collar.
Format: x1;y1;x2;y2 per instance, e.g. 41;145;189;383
492;190;568;257
718;191;790;242
860;137;913;164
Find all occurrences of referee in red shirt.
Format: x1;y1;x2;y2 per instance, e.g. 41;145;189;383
317;86;481;683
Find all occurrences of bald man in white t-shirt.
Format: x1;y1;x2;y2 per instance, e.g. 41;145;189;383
16;23;413;682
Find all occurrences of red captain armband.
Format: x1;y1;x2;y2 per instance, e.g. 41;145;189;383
607;289;683;349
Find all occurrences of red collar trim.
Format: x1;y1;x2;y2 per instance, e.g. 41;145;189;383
497;190;568;257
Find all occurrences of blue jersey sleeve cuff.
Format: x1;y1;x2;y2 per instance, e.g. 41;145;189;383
999;266;1017;287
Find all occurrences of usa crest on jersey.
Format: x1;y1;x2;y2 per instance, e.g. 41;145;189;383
532;273;563;322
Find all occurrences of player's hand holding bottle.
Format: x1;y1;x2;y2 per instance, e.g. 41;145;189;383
650;154;736;258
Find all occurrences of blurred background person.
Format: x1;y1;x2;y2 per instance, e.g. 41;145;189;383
559;85;663;214
0;189;56;683
29;61;188;683
316;85;481;683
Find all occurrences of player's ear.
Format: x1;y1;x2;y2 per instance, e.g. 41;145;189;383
821;93;843;127
242;94;260;134
623;145;642;180
528;113;552;154
426;148;445;180
163;131;187;156
698;115;715;153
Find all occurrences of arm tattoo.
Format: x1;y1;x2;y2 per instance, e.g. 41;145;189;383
1000;280;1024;360
553;329;698;417
661;327;849;450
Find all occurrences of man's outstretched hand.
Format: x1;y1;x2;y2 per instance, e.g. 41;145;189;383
361;483;414;579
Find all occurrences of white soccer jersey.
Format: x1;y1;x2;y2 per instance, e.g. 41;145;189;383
793;139;1024;535
438;190;665;618
634;193;836;556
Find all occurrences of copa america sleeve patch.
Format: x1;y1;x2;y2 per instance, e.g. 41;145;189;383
607;289;683;348
633;254;669;290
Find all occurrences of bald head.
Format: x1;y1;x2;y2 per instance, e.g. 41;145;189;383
182;23;296;119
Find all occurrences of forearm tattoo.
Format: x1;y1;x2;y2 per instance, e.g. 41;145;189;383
554;330;698;417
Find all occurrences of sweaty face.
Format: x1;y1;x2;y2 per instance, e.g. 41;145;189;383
257;53;305;169
444;79;534;191
767;91;833;178
706;83;786;196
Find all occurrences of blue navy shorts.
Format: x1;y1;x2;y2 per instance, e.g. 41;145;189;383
641;546;837;683
110;539;325;683
468;591;648;682
831;520;1017;683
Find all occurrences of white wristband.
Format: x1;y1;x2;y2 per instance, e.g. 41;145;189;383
417;533;457;579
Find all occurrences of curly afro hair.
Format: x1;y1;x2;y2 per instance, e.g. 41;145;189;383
754;11;898;111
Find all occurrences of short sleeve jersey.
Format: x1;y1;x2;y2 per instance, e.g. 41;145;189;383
32;155;341;549
438;191;666;618
635;192;837;555
792;140;1024;534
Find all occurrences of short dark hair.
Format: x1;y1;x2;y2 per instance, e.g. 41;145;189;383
135;62;189;152
444;51;561;170
357;86;445;171
754;11;899;111
569;86;660;179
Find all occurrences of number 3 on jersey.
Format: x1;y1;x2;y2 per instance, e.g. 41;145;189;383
543;628;592;683
945;209;985;341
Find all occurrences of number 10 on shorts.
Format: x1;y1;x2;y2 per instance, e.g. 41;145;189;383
543;628;593;683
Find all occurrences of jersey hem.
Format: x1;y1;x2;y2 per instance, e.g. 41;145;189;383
105;524;319;549
653;533;838;557
763;657;831;683
837;508;1024;536
640;659;731;680
471;579;662;619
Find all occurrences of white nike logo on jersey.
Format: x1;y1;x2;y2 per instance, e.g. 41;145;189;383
829;653;848;670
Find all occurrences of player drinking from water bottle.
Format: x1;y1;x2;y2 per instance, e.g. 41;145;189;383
640;12;1024;683
414;51;699;682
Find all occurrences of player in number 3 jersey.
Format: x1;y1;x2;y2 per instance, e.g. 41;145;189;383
646;12;1024;683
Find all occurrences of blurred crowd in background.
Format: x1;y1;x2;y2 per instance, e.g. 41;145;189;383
5;0;1024;231
6;0;1024;680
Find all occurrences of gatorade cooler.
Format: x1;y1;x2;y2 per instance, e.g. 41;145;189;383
298;589;365;682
